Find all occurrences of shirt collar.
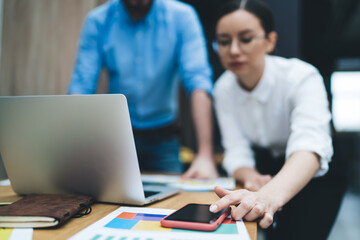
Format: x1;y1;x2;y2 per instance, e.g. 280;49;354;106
235;55;275;104
118;0;158;26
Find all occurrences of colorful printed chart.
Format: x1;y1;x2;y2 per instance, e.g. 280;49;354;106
104;211;238;234
69;207;250;240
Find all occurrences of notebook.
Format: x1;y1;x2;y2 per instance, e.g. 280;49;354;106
0;194;93;228
0;94;180;205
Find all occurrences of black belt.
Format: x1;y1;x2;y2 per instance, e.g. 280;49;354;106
132;122;179;136
252;144;285;176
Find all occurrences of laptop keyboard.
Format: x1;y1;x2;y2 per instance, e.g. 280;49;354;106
144;190;160;198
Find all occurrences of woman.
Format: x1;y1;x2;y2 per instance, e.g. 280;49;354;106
210;0;344;239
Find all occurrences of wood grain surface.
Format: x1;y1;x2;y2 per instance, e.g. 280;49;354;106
0;185;257;240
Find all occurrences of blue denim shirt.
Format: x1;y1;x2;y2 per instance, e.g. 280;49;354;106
68;0;213;129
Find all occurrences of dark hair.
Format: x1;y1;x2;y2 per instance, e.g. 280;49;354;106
216;0;275;37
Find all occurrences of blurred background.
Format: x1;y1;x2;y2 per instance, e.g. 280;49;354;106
0;0;359;238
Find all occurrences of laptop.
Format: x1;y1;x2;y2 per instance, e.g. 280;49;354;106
0;94;180;205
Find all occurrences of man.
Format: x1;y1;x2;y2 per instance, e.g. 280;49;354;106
68;0;218;178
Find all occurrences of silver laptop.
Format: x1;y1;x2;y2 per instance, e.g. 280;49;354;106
0;94;180;205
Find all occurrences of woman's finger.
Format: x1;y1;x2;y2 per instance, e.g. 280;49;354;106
259;212;273;229
244;203;265;221
210;188;245;213
231;198;256;220
214;186;232;198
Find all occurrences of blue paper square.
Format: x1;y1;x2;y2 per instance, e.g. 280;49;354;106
105;218;139;229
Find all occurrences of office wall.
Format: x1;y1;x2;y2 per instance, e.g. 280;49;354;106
0;0;106;96
0;0;3;71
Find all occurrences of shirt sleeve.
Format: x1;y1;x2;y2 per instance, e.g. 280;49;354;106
214;82;255;176
68;15;102;94
176;6;213;96
286;68;333;177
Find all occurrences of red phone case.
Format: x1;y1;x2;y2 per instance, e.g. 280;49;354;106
160;204;231;231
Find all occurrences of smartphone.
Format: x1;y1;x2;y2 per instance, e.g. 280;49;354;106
161;203;231;231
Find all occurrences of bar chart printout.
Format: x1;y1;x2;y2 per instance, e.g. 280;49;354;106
69;207;250;240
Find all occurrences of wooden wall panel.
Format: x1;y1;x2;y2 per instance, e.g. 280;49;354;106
0;0;103;96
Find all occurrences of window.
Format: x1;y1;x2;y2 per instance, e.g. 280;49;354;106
331;71;360;132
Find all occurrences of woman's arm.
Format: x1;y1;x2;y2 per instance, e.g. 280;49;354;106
210;150;320;228
213;77;257;176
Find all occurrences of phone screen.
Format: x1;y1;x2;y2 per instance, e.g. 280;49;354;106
164;204;228;224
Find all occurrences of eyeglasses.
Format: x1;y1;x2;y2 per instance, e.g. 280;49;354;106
213;35;266;54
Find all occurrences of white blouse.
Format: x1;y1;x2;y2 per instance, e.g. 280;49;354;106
214;55;333;177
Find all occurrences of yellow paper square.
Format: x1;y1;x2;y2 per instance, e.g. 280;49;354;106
0;228;13;240
132;221;171;232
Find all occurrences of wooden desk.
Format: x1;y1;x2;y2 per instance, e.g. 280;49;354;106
0;185;257;240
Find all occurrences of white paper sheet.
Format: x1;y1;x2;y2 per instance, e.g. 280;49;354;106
69;207;250;240
141;175;236;191
0;179;10;186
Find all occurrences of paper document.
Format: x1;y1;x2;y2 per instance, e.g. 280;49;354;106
0;228;33;240
141;175;235;191
0;179;10;186
69;207;250;240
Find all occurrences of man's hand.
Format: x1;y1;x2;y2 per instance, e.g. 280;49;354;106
182;154;218;179
187;90;217;179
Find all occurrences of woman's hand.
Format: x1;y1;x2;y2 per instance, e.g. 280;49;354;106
233;167;272;191
244;173;272;191
209;186;280;229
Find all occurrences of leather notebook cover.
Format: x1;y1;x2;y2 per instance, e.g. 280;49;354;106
0;194;93;228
